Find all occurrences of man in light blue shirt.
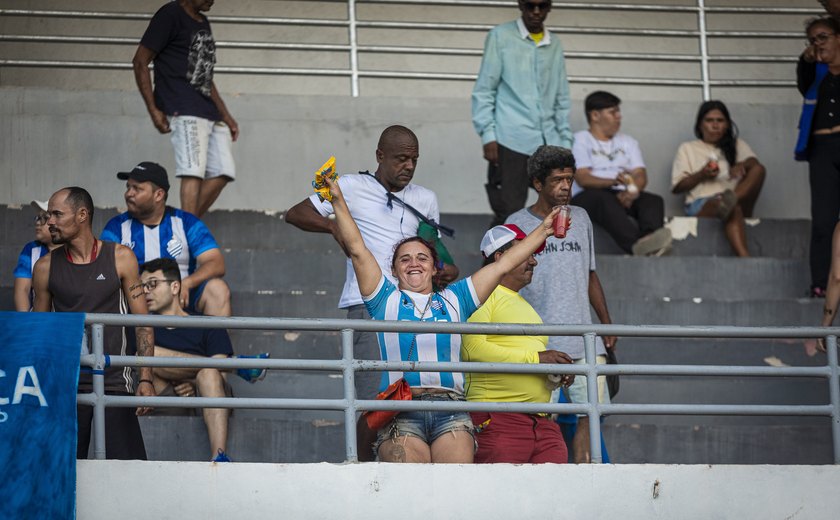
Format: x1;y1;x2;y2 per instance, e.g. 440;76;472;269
472;0;572;227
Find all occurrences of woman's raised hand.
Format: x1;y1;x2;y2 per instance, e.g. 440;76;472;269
324;173;344;204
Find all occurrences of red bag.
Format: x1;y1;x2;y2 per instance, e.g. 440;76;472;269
363;378;412;431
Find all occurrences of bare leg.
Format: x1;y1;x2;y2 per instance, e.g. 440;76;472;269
196;278;232;317
734;165;766;218
697;199;750;257
195;366;229;458
180;177;203;215
723;206;750;257
152;346;202;381
377;436;432;463
196;177;230;219
429;430;474;463
572;416;592;463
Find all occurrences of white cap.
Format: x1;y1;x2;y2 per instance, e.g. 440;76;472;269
480;225;519;258
31;200;48;212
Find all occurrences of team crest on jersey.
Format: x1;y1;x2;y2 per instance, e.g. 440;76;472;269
166;237;183;257
122;240;135;250
431;299;444;311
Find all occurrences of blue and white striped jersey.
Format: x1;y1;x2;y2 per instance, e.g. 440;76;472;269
364;275;480;394
13;241;50;279
101;207;218;278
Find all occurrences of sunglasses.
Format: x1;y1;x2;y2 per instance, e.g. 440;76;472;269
808;32;835;46
522;1;551;12
34;215;48;225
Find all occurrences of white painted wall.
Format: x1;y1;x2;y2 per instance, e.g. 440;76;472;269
77;461;840;519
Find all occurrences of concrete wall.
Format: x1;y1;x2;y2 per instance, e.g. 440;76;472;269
0;87;811;218
77;461;840;519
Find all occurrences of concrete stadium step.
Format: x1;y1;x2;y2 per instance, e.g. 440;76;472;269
608;337;827;427
597;217;809;258
605;297;821;326
137;416;833;465
218;247;810;300
0;205;809;259
604;423;832;464
221;290;822;325
139;416;345;463
0;243;810;301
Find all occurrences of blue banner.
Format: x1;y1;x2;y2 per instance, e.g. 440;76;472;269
0;311;83;520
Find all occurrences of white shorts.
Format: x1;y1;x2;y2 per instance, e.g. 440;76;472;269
565;355;611;414
169;115;236;181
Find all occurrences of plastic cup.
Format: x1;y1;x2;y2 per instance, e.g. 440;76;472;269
553;205;572;238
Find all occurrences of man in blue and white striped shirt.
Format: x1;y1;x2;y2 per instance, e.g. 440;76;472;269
102;162;231;316
12;200;59;311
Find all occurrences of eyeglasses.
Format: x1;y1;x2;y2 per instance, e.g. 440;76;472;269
808;32;835;45
140;278;176;291
522;1;551;12
34;215;48;225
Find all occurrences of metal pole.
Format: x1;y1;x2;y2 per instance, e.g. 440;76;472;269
827;335;840;464
91;323;106;459
342;328;358;462
347;0;360;97
583;332;602;463
696;0;711;100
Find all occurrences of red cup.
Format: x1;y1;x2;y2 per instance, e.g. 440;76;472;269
553;205;572;238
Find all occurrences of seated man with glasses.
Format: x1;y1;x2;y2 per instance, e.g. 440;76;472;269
12;200;60;311
139;258;265;463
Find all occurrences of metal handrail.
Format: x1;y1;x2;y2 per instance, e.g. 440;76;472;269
82;313;839;464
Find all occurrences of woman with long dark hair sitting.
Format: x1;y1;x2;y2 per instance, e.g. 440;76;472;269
671;100;766;257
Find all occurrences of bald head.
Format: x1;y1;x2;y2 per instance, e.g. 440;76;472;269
377;125;418;151
375;125;420;192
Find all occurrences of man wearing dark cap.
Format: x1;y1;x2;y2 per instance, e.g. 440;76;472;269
101;162;231;316
462;224;574;464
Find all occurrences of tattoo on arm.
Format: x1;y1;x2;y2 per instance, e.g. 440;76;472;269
128;282;145;300
136;327;154;357
825;308;834;316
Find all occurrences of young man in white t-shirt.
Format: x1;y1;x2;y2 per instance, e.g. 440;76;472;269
571;91;672;256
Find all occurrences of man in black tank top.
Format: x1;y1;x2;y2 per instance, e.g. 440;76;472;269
32;187;156;460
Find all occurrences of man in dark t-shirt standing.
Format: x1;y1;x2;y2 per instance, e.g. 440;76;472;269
140;257;235;462
132;0;239;218
32;187;156;460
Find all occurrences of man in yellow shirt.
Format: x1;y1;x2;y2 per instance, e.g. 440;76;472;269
463;224;574;463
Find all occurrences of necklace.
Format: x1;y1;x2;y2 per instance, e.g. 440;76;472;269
593;136;623;162
404;292;434;319
65;239;98;264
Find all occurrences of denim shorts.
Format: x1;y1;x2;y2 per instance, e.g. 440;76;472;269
685;195;714;216
374;392;474;450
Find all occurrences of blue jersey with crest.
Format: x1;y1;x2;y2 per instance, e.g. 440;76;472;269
101;207;218;278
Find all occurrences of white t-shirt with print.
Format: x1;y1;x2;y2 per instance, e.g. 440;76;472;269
571;130;645;197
